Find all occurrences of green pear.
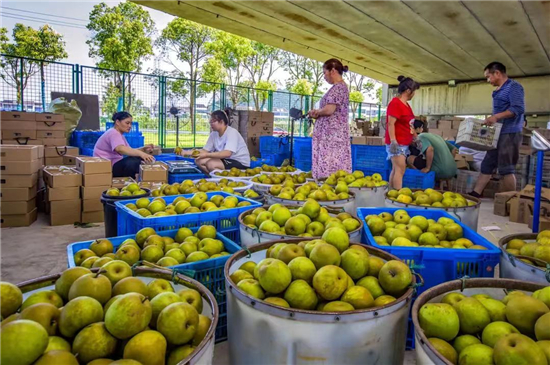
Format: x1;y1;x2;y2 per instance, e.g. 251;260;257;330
81;256;100;269
341;286;374;309
147;279;175;299
101;260;133;285
59;296;103;338
45;336;71;352
418;303;460;341
265;297;291;308
340;248;369;280
502;291;526;305
72;322;118;363
481;321;520;348
356;276;385;299
453;334;481;355
458;344;493;365
494;333;547;365
104;295;122;314
90;239;114;257
123;330;167;365
93;257;114;268
322;301;355;312
150;292;182;328
477;297;507;322
1;319;49;365
68;272;112;305
19;303;60;335
312;265;348;301
287;257;316;284
533;287;550;309
105;293;152;339
21;290;63;311
34;350;79;365
366;256;385;277
0;282;23;317
535;312;550;340
178;289;203;314
428;338;457;364
113;277;149;297
230;269;254;284
378;260;412;297
88;360;114;365
536;340;550;364
157;302;199;345
309;243;341;269
453;298;491;334
506;296;549;336
111;360;143;365
1;313;19;327
74;249;96;266
192;314;212;346
167;345;196;365
141;245;164;264
237;279;265;299
441;292;466;306
257;259;292;294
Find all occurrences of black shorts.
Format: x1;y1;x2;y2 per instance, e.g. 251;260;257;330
480;132;521;176
222;159;248;170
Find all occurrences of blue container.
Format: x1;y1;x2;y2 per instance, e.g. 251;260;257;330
351;145;391;170
293;137;312;171
106;122;140;134
115;192;261;236
260;136;291;156
80;147;94;156
155;154;190;162
250;155;275;168
126;135;144;148
168;173;207;184
357;207;500;349
402;169;436;189
71;130;104;149
67;227;240;342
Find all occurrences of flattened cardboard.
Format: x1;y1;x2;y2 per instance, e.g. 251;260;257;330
76;157;111;175
37;130;64;139
49;199;81;226
139;164;168;182
82;198;103;212
47;186;80;201
81;186;110;200
1;159;42;175
63;155;77;165
45;157;64;166
351;136;368;145
43;166;82;188
0;208;37;227
45;146;79;158
1;130;37;140
81;210;104;223
1;139;43;146
0;185;37;202
0;145;40;161
1;111;35;121
1;173;38;188
43;138;66;146
2;198;36;215
83;173;112;187
1;120;36;130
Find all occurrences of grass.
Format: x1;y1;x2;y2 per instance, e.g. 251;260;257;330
142;131;209;148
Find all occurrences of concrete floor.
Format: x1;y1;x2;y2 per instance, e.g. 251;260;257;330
0;199;533;364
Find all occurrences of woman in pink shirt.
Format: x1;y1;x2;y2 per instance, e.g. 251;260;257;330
93;112;155;178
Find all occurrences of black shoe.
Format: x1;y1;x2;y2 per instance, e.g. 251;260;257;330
468;191;481;198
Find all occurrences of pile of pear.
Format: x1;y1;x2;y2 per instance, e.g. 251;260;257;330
251;172;308;185
213;165;298;177
269;181;351;201
387;188;476;208
418;287;550;365
324;170;388;188
105;183;147;197
504;231;550;267
231;238;413;312
1;267;212;365
74;225;230;268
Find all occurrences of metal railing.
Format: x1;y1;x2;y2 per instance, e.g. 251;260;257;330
1;54;385;148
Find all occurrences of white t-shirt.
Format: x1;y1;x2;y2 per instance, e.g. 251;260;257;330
204;126;250;167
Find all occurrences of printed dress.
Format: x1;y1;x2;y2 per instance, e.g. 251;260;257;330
312;82;352;179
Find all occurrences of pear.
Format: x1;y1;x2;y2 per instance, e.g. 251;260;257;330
68;272;112;305
90;239;114;257
506;296;549;337
477;297;507;322
21;290;63;310
428;338;457;365
535;312;550;340
0;282;23;317
192;314;212;346
74;248;96;266
59;296;103;338
150;292;182;328
419;303;460;341
111;360;144;365
45;336;71;352
101;260;133;285
453;297;491;334
494;333;547;365
105;293;152;339
123;330;167;365
453;334;481;355
88;360;114;365
72;322;118;364
481;321;520;348
113;277;149;296
104;295;122;313
157;302;199;345
1;313;19;327
502;291;526;305
148;279;175;299
458;343;493;365
81;256;100;268
34;350;79;365
1;319;49;365
19;303;60;335
54;267;91;301
167;346;196;365
533;287;550;309
537;340;550;364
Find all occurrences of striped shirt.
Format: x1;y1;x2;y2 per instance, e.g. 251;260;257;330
492;79;525;134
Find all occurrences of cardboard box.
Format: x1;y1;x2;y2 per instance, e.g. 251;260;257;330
246;136;260;158
0;208;37;227
1;111;35;121
82;198;103;212
76;157;111;175
1;129;37;140
45;146;79;158
81;186;109;200
0;185;37;202
47;186;80;201
455;154;473;162
36;113;65;130
35;113;64;122
1;120;36;130
83;173;112;187
1;139;43;146
351;136;368;145
63;155;77;165
43;138;67;146
81;210;104;224
139;181;164;190
112;177;136;189
525;199;550;230
429;129;443;136
0;145;41;161
1;159;42;175
367;137;385;146
494;191;517;216
37;130;64;139
437;120;453;130
2;198;36;215
45;157;64;166
43;166;82;188
456;159;470;170
1;173;38;188
140;164;168;182
49;199;81;226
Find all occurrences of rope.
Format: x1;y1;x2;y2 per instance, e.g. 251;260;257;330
545;264;550;283
409;269;424;294
131;260;143;276
460;275;471;292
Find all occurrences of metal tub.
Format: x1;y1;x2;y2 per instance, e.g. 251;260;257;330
498;233;550;284
238;210;364;247
412;278;546;365
225;239;415;365
350;185;389;210
385;190;481;231
266;192;356;216
17;266;219;365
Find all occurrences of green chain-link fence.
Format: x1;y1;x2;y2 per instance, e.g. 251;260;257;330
1;54;384;148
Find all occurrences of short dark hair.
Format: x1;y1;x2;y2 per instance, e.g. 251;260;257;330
413;119;424;130
211;109;230;125
484;62;506;74
323;58;349;75
397;75;420;94
112;111;132;122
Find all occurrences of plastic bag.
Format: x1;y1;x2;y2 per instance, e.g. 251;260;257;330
47;98;82;143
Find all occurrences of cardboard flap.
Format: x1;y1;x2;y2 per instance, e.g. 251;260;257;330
518;184;550;202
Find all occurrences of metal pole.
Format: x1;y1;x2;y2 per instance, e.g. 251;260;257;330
40;61;46;111
268;90;273;112
358;103;362;119
193;82;197;148
122;72;126;110
19;58;24;111
176;115;180;147
533;150;545;232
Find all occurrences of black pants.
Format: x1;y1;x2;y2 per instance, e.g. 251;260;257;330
113;156;142;178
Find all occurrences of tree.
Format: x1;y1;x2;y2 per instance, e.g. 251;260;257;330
290;79;313;111
86;2;155;110
243;42;280;110
349;90;365;121
0;24;67;109
280;51;324;108
254;80;277;111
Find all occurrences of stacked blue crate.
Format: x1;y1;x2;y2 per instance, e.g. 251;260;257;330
292;137;312;171
260;136;290;166
351;145;391;177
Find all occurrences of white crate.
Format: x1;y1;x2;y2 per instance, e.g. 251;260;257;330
456;118;502;151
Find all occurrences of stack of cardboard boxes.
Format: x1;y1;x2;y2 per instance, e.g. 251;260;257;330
0;145;43;227
495;185;550;230
428;117;463;141
44;146;80;166
236;111;275;157
351;120;384;145
1;111;66;146
43;166;82;226
76;157;112;224
140;162;168;183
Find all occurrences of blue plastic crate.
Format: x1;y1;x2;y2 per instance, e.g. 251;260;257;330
352;145;391;170
80;147;94;156
155;153;190;162
168;173;207;184
115;192;261;236
357;207;500;349
67;226;240;342
402;169;436;189
106;122;140;134
260;136;290;156
250;156;275;168
126;134;144;148
292;137;312;171
71;130;104;149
